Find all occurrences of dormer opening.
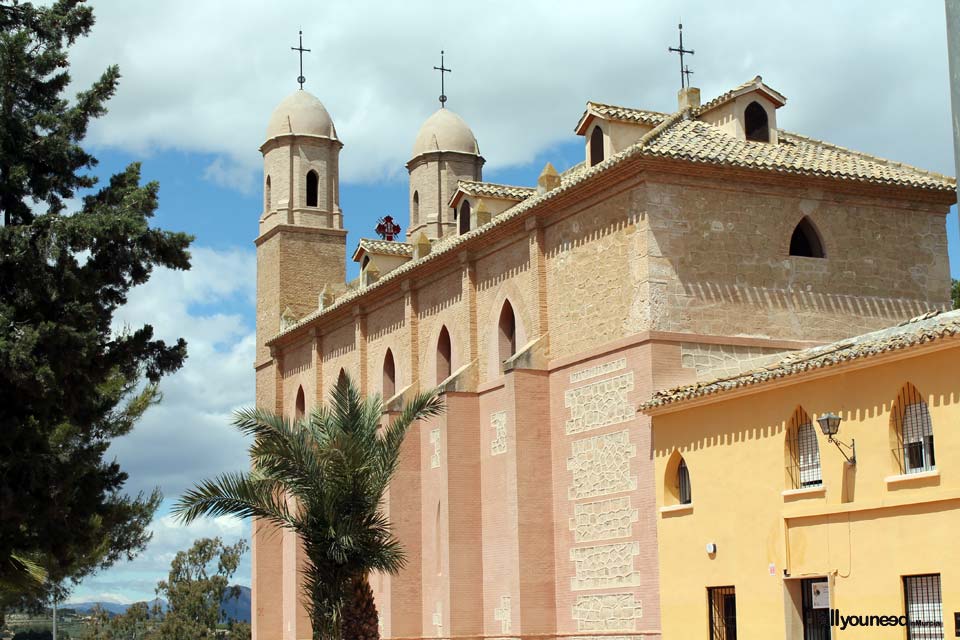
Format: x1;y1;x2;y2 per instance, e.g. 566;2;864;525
789;217;825;258
589;126;604;166
745;102;770;142
459;200;471;235
362;256;370;270
306;169;319;207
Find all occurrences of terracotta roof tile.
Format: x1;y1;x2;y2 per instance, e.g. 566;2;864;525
695;75;787;114
583;102;669;127
356;238;414;257
640;309;960;411
456;180;536;201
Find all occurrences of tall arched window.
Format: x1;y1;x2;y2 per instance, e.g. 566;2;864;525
786;407;821;489
892;383;936;474
295;386;305;421
745;101;770;142
336;368;348;392
789;217;825;258
436;326;452;384
459;201;471;235
498;300;517;364
306;170;319;207
382;349;396;400
412;191;420;226
589;126;604;167
265;175;272;211
664;451;692;506
677;459;691;504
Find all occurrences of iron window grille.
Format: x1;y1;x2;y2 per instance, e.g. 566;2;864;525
708;586;737;640
677;459;691;504
787;408;822;489
903;574;943;640
893;386;936;475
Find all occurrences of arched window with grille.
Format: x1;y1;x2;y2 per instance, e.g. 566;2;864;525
382;349;396;400
677;459;691;504
789;217;825;258
786;407;822;489
306;169;319;207
589;126;604;167
745;101;770;142
498;300;516;364
436;326;451;385
295;386;305;421
892;383;936;474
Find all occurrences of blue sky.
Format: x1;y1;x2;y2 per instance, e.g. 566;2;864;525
64;0;958;604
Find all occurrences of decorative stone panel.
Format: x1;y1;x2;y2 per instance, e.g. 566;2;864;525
430;428;441;469
572;593;643;631
567;430;637;500
570;541;641;591
569;496;638;543
490;411;507;456
564;372;635;435
493;595;511;634
569;358;627;383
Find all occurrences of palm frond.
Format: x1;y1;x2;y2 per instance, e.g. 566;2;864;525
172;472;295;528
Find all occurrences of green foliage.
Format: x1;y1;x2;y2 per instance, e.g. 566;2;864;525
0;0;192;608
952;279;959;310
174;376;444;640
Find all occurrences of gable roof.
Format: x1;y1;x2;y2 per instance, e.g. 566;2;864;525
696;75;787;115
575;101;669;135
351;238;414;263
449;180;536;207
640;309;960;412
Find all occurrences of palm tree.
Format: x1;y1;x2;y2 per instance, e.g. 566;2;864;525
173;375;444;640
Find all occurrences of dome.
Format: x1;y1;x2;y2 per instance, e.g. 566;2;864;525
265;90;338;141
411;108;480;158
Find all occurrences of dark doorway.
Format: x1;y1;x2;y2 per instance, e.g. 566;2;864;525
801;578;831;640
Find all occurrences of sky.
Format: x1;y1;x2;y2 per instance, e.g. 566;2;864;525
61;0;959;603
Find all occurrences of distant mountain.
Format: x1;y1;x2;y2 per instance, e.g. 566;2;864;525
65;585;250;623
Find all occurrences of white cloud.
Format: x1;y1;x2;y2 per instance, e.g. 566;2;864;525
67;0;955;191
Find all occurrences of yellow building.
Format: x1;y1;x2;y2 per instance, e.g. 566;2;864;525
641;309;960;640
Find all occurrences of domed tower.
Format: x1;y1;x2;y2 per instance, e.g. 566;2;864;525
407;108;484;240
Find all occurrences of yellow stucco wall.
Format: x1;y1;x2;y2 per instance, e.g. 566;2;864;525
651;342;960;640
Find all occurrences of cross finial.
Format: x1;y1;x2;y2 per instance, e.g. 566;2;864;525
433;50;451;108
668;22;695;89
291;30;311;90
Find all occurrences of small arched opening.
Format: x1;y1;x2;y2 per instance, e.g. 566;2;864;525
382;349;396;400
789;217;825;258
459;200;471;235
294;386;305;421
436;326;452;385
265;175;272;211
744;101;770;142
589;126;604;167
306;170;319;207
412;191;420;226
498;300;517;365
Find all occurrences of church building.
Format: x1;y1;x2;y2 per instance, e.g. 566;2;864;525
251;73;956;640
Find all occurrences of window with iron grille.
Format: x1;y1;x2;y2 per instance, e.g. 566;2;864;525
893;385;936;475
903;574;943;640
787;407;822;489
708;586;737;640
677;458;691;504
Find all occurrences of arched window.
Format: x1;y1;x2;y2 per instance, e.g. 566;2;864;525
382;349;396;400
789;217;825;258
265;175;272;211
295;386;305;421
436;326;452;384
786;407;821;489
336;368;348;392
459;200;471;235
589;126;604;167
498;300;516;364
412;191;420;226
745;101;770;142
677;459;692;504
306;170;319;207
892;383;936;474
362;256;370;270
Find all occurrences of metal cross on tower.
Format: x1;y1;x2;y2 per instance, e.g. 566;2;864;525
291;30;310;89
683;64;694;88
668;22;695;89
433;50;451;108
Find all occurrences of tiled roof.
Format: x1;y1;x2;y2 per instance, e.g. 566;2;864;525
640;119;956;191
356;238;414;257
577;102;669;132
696;75;787;114
456;180;536;201
640;309;960;411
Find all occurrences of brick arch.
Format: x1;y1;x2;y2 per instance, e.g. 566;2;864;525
785;214;827;258
483;280;532;380
423;318;467;387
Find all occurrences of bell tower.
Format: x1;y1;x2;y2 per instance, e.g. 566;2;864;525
253;88;346;640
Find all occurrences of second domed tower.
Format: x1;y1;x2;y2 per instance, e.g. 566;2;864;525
407;108;484;240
